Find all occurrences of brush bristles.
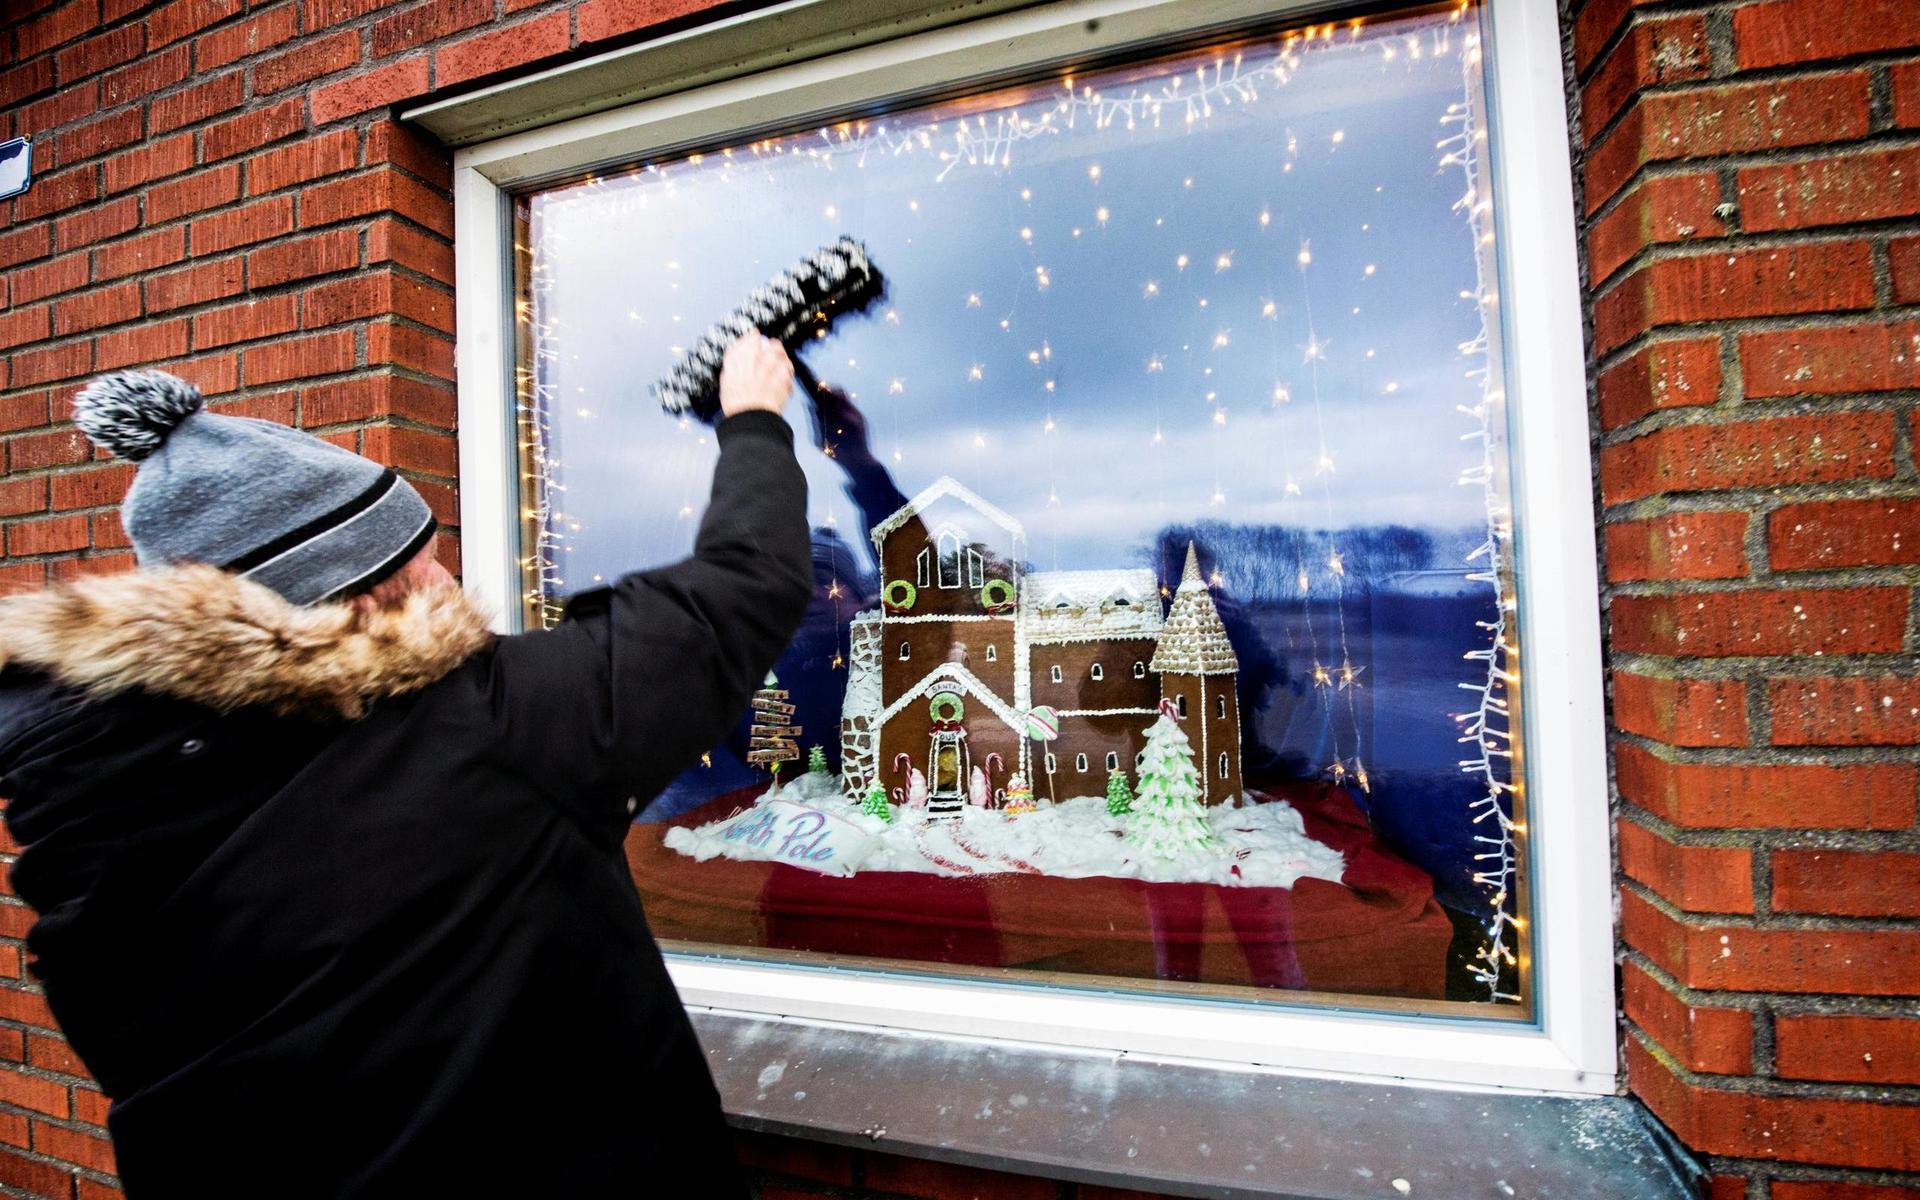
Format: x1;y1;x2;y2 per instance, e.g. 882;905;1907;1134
654;236;884;420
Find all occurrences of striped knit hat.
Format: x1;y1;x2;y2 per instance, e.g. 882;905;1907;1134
72;370;436;606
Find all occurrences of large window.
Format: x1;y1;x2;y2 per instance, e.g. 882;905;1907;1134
455;0;1609;1090
522;2;1521;1014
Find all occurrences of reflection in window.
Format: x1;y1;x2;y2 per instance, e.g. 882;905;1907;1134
522;2;1528;1015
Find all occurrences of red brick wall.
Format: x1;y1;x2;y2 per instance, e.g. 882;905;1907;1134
1573;0;1920;1194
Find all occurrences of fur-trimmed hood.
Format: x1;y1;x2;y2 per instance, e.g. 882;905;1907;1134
0;564;495;719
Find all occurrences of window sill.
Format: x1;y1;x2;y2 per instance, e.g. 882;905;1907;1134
693;1009;1698;1200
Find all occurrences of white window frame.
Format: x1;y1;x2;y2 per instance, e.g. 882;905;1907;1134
441;0;1611;1096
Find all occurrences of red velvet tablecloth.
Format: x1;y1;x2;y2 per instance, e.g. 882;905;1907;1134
624;781;1452;999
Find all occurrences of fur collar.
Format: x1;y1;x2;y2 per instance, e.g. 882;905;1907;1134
0;564;495;719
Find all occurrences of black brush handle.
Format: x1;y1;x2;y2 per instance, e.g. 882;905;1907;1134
654;236;885;423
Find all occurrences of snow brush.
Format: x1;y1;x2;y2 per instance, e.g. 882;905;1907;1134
653;236;886;422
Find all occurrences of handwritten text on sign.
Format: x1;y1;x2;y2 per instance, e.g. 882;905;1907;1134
713;799;877;876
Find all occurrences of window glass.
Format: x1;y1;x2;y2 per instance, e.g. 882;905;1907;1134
518;1;1526;1015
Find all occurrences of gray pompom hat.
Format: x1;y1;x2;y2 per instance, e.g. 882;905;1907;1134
72;370;436;606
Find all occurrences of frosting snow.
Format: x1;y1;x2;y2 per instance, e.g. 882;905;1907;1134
664;771;1345;888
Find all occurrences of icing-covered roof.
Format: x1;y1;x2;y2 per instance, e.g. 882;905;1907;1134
871;475;1025;552
1020;568;1165;641
1150;544;1239;675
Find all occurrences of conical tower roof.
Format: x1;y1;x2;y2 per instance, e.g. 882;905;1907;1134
1150;543;1239;676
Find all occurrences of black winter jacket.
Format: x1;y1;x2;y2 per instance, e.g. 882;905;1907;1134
0;410;811;1198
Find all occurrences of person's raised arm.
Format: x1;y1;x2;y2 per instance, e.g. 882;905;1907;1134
487;335;812;833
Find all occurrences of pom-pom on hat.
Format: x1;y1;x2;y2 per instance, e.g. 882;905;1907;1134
72;369;436;606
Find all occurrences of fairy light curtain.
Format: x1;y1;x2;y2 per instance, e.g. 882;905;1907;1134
518;0;1526;1010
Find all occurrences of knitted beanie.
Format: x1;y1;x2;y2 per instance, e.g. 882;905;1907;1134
72;370;436;606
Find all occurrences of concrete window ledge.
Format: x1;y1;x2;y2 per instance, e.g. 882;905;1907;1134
694;1010;1698;1200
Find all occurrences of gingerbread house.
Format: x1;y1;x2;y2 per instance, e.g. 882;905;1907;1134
840;476;1242;815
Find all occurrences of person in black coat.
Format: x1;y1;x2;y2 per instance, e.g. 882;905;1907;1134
0;335;810;1197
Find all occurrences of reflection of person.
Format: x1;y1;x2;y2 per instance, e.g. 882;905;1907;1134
0;336;809;1196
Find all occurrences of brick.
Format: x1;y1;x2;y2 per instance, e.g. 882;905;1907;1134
0;59;57;111
9;342;94;390
1733;0;1920;70
14;165;98;221
300;374;454;428
0;1070;68;1119
366;216;453;285
193;294;298;350
145;165;244;225
190;195;295;255
94;226;188;280
1893;236;1920;304
151;72;244;136
1775;849;1920;918
202;97;306;163
92;509;130;549
0;1142;82;1199
1594;242;1873;354
1899;61;1920;129
0;479;49;519
860;1152;1061;1200
370;0;491;57
1777;1013;1920;1085
97;318;192;370
194;2;298;70
435;11;571;88
33;1118;115;1173
306;0;402;28
24;1036;83;1077
9;429;92;471
1614;742;1916;830
1585;73;1871;211
301;166;451;237
162;351;240;396
365;120;451;190
578;0;722;45
208;389;297;425
360;424;455;475
0;305;52;352
100;44;190;107
1773;1184;1920;1200
72;1088;107;1128
254;29;360;95
1629;1037;1920;1171
1580;16;1710;141
55;195;140;251
55;105;144;165
17;0;97;58
0;225;52;271
55;23;145;82
304;269;451;332
1771;677;1920;746
246;128;359;196
145;257;245;313
249;229;359;289
1737;145;1920;232
1740;320;1920;398
53;279;140;334
1586;173;1725;286
367;319;453;379
1612;586;1905;657
1623;889;1920;996
1618;818;1754;913
8;253;87;306
1770;498;1920;570
103;132;195;193
243;329;356;384
1605;511;1748;581
0;393;52;434
1600;412;1896;505
77;1180;125;1200
20;78;102;137
309;55;428;126
149;0;242;48
8;515;89;556
50;465;132;511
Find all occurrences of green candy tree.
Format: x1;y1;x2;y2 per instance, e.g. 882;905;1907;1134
1105;769;1134;816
